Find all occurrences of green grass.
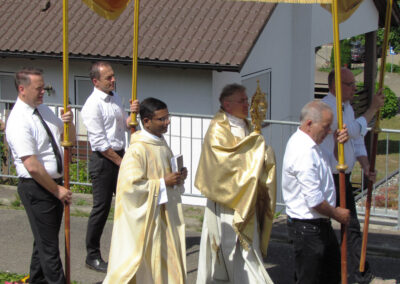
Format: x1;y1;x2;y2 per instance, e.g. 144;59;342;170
318;67;332;73
0;271;28;283
0;271;82;284
75;198;89;206
351;115;400;190
71;209;90;218
10;194;21;208
318;67;363;77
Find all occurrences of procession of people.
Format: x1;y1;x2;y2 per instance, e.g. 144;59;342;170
4;63;386;284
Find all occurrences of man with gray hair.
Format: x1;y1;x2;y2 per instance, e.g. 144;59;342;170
196;83;276;283
282;100;350;284
321;67;384;283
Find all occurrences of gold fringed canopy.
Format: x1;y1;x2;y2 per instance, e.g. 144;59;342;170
321;0;363;23
232;0;363;23
82;0;131;20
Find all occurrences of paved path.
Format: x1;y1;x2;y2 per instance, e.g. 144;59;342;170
2;185;400;283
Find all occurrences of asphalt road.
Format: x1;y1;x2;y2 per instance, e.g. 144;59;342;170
2;208;400;284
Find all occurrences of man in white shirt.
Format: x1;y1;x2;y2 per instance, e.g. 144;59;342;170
81;61;139;272
282;100;350;284
6;68;74;284
320;68;384;283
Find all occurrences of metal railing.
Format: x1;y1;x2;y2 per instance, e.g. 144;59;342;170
0;101;399;226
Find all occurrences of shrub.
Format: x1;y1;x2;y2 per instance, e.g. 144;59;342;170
384;63;400;73
356;82;399;120
70;160;92;194
331;39;352;69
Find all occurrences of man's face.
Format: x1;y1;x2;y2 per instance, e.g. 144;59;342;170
339;69;356;102
309;109;333;144
143;108;170;137
93;65;115;94
19;74;45;107
224;91;249;119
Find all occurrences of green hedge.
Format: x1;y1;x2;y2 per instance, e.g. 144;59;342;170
70;159;92;194
331;39;352;69
356;82;399;120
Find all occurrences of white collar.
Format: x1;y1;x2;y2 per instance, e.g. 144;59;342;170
225;112;246;128
141;127;163;142
16;97;38;115
93;87;114;101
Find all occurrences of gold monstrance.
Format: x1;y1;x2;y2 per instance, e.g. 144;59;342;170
250;81;268;134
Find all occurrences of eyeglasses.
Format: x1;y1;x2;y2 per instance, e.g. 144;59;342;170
152;114;171;122
342;81;356;87
227;98;249;104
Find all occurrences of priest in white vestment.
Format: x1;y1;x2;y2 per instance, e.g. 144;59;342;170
195;83;276;284
103;98;187;284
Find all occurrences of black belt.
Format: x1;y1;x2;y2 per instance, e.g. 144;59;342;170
20;177;63;184
288;216;330;225
93;149;125;158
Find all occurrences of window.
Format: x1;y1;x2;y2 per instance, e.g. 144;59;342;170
74;76;92;106
0;72;16;101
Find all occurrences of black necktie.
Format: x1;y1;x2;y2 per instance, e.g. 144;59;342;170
34;108;63;174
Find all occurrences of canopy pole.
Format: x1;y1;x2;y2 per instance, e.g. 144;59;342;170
331;1;348;283
129;0;140;133
62;0;73;283
360;0;393;272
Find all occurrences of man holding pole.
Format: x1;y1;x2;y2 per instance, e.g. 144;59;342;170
320;67;384;283
81;61;139;272
282;100;350;284
6;67;75;284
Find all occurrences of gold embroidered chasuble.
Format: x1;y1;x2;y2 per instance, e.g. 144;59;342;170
103;131;186;284
195;110;276;255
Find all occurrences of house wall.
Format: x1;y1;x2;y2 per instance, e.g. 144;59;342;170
312;0;379;47
0;57;214;115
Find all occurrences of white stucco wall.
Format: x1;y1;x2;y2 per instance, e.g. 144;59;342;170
0;58;214;115
312;0;379;47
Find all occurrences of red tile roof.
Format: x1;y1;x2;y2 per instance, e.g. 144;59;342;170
0;0;276;71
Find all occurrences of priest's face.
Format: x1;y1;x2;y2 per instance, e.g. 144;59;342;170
144;108;171;137
224;91;249;119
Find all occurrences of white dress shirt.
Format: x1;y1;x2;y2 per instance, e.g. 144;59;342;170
282;128;336;219
226;112;249;139
6;98;64;178
140;128;168;205
81;87;128;152
320;93;368;173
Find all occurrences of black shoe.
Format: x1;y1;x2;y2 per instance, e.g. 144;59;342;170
86;257;108;273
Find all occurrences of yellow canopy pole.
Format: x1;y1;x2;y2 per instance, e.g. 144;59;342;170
360;0;393;272
129;0;140;132
62;0;72;283
331;1;348;283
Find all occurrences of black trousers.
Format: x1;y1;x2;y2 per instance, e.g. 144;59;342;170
333;173;373;284
287;217;341;284
18;178;65;284
86;150;123;260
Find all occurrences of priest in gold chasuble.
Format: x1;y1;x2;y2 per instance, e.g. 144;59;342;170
103;98;187;284
195;83;276;284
